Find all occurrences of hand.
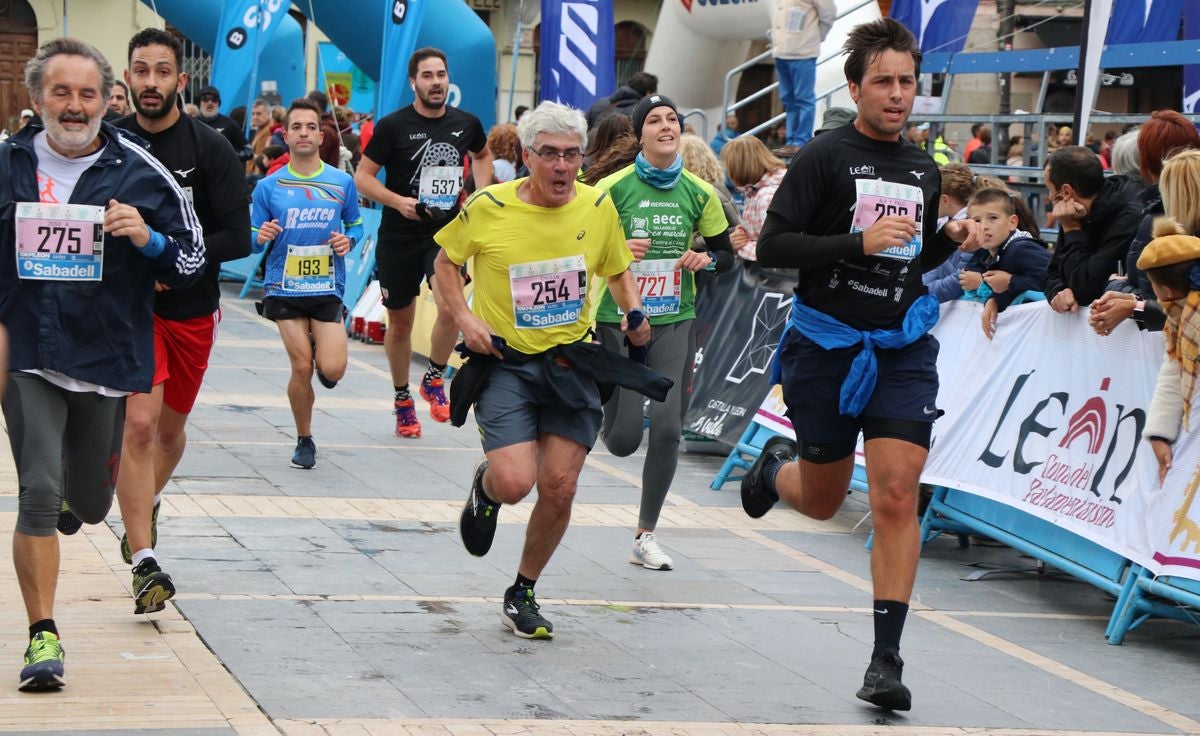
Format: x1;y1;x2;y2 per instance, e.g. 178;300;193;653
1151;438;1173;487
958;270;983;291
257;219;282;245
862;215;916;256
396;195;420;221
626;238;651;262
620;312;651;346
982;298;999;340
459;313;502;358
730;226;749;249
942;218;979;248
1050;287;1078;313
104;199;150;248
982;269;1013;294
1088;291;1136;336
154;280;170;292
328;232;352;256
1051;196;1087;232
676;250;712;273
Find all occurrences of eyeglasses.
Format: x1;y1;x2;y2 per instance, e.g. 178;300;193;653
527;147;583;165
199;94;218;103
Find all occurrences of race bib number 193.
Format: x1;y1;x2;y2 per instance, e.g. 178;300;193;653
15;202;105;281
509;255;587;329
850;179;924;261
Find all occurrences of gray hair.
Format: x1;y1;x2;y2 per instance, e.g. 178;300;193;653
25;38;114;106
1110;130;1141;179
517;101;587;151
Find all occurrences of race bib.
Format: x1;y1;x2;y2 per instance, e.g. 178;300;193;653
15;202;104;281
510;255;587;330
418;165;462;210
630;258;681;317
282;244;334;293
850;179;924;261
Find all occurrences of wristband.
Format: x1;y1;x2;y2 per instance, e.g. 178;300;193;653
140;228;166;258
704;251;718;271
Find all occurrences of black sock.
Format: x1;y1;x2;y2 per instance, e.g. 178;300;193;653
29;619;57;639
394;385;411;402
298;435;312;441
507;573;537;599
872;600;909;657
424;361;446;382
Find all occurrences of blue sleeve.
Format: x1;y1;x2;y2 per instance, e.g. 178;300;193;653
250;178;272;254
342;178;364;245
923;250;969;303
994;241;1052;311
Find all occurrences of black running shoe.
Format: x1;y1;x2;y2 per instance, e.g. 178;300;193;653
856;648;912;711
460;459;499;556
740;436;796;518
132;558;176;615
501;587;553;639
57;501;82;535
292;437;317;469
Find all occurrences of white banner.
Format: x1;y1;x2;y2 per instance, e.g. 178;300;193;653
756;300;1200;581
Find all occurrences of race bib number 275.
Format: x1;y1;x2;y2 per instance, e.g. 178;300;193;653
15;202;105;281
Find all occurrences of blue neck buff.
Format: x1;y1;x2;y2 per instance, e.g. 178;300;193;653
635;152;683;190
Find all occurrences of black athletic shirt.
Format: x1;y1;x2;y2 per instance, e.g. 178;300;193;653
114;113;251;319
362;105;486;241
198;112;249;153
763;124;952;331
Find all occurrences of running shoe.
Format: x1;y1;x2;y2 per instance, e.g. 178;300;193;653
459;459;498;556
120;499;161;565
18;632;65;691
630;532;673;571
292;436;317;469
56;501;82;535
394;398;422;438
856;648;912;711
501;587;553;639
132;558;176;615
740;436;797;518
419;375;451;423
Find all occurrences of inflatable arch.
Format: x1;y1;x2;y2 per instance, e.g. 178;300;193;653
140;0;306;111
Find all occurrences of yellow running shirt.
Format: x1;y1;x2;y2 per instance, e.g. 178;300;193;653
435;179;633;355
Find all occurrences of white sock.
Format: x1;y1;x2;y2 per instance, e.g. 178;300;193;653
131;548;155;568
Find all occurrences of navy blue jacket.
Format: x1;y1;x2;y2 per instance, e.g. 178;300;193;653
0;119;206;392
965;230;1051;311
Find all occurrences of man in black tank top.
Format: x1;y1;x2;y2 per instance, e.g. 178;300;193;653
741;18;977;712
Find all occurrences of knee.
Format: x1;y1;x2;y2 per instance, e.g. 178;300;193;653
156;423;187;449
602;430;640;458
536;470;578;511
321;362;347;382
870;478;919;524
122;410;156;450
16;501;58;537
290;357;314;381
486;464;536;504
388;310;415;334
803;491;844;521
71;493;113;525
647;421;681;454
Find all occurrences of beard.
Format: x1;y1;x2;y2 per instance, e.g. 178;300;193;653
132;87;179;120
44;110;103;154
416;86;446;109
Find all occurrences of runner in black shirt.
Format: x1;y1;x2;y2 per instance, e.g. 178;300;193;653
110;29;251;610
355;47;493;439
740;18;976;712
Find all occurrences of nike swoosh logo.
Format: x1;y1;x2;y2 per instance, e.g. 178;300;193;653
874;608;889;615
922;405;937;416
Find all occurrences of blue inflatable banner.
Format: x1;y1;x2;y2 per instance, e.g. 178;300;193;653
1106;0;1186;44
890;0;980;54
376;0;427;119
538;0;615;112
211;0;288;116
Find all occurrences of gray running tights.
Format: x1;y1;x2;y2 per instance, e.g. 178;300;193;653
2;372;126;536
598;319;694;530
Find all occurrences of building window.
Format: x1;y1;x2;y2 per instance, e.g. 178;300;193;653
614;21;650;86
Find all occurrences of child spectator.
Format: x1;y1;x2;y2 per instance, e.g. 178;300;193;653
721;135;785;261
922;164;982;302
1139;217;1200;485
960;187;1051;338
486;123;521;182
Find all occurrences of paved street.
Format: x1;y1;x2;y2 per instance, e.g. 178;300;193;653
1;284;1198;736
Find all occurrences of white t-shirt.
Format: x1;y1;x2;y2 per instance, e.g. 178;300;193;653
23;131;128;397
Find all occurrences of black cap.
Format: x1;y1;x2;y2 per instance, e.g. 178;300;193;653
631;94;679;141
198;85;220;102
